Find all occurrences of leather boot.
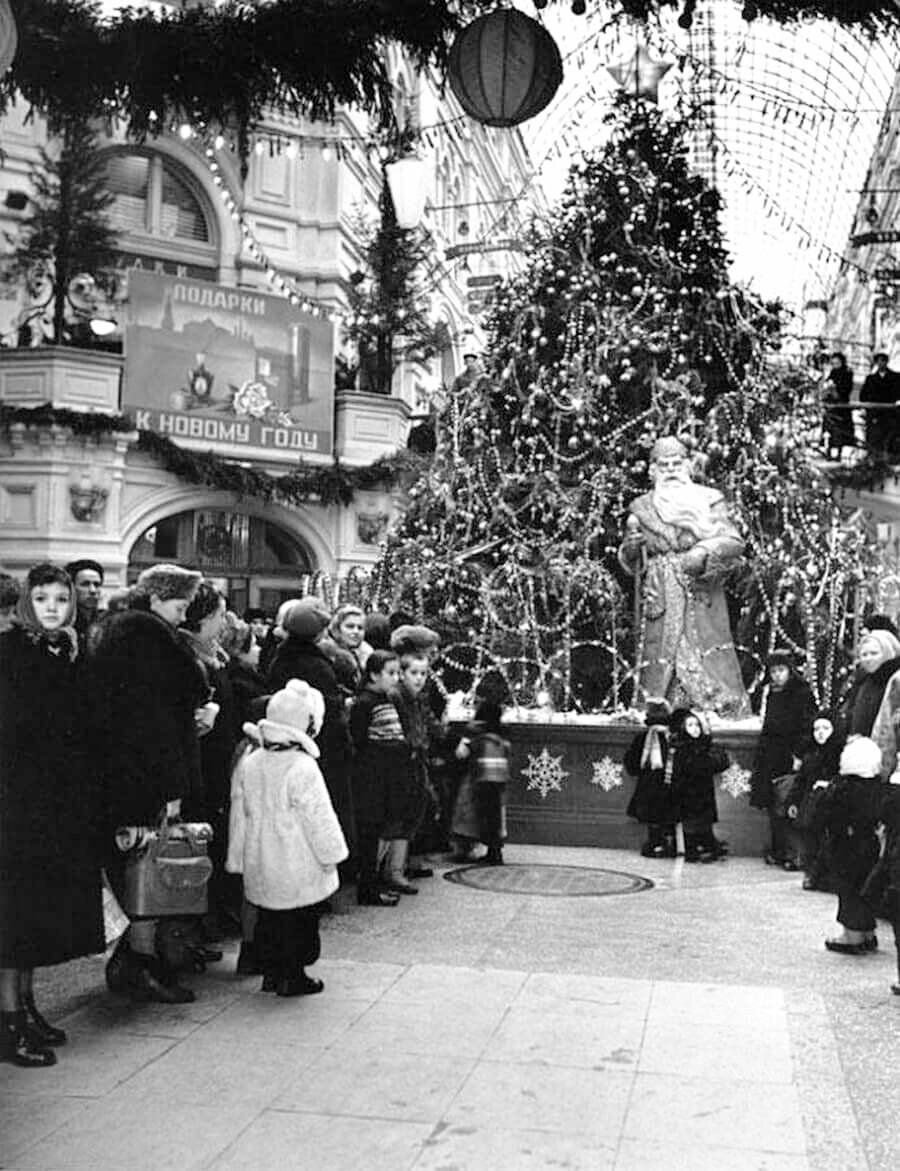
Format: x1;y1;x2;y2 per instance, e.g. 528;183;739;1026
129;954;196;1004
23;995;67;1046
0;1011;57;1068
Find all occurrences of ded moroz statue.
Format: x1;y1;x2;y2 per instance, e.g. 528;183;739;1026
619;436;750;717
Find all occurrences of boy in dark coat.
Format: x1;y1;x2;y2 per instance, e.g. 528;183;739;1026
624;698;677;858
750;650;816;866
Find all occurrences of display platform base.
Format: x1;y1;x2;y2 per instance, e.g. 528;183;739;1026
490;720;764;858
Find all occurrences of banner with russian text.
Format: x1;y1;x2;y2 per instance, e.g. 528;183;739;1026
124;271;334;459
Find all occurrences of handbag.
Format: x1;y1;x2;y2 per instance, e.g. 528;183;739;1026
473;734;510;784
771;773;798;819
118;820;214;918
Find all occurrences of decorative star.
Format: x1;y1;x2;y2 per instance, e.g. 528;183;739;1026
718;762;753;800
607;44;672;103
522;747;569;800
590;756;624;792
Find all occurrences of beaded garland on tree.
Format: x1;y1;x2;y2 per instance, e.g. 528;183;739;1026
374;96;880;714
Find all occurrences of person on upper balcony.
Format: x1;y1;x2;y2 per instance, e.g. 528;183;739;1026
861;352;900;455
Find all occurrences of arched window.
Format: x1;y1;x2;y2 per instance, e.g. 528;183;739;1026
104;150;218;271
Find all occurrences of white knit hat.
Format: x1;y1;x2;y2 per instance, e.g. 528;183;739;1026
266;679;324;739
839;736;883;779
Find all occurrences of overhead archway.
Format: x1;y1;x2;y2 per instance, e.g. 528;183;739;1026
127;505;318;616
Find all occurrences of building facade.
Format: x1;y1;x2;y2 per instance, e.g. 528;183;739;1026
0;53;537;609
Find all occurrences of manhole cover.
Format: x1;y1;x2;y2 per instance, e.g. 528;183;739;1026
444;863;654;898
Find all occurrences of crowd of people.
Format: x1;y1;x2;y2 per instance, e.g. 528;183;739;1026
623;619;900;998
5;553;900;1073
0;560;509;1070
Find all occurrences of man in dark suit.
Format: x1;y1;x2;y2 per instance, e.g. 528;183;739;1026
861;352;900;455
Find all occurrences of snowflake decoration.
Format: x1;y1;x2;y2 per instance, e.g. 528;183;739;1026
522;747;568;800
590;756;624;792
718;762;752;800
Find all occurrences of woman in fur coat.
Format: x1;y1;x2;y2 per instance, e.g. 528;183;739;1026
86;563;209;1005
227;681;347;997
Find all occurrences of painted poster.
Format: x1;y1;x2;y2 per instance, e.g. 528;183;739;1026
124;271;334;458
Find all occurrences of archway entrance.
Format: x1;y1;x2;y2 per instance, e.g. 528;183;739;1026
128;508;315;615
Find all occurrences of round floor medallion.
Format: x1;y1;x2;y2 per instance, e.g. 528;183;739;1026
443;863;654;897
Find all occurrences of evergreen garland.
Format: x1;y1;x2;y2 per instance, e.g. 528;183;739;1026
3;0;486;169
0;403;424;505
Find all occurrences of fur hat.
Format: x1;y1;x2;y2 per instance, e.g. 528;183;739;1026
282;596;331;642
839;736;882;779
135;563;201;602
767;648;794;669
390;623;440;655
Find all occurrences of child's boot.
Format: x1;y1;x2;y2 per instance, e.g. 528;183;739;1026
277;969;325;997
385;839;418;895
485;846;503;866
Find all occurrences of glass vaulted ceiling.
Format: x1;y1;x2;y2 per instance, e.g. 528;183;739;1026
524;0;899;310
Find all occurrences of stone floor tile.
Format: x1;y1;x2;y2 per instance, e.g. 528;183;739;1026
623;1073;806;1154
516;971;652;1015
312;958;406;1000
11;1099;262;1171
272;1047;475;1122
348;997;508;1058
198;992;371;1048
380;962;528;1009
613;1140;810;1170
208;1111;431;1171
647;981;787;1030
445;1059;633;1137
108;1035;324;1108
58;987;233;1040
0;1094;93;1165
488;1005;645;1069
637;1021;794;1083
411;1123;616;1170
0;1031;176;1099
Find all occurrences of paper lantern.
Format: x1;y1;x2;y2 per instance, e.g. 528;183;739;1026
0;0;17;76
448;10;563;128
385;155;429;230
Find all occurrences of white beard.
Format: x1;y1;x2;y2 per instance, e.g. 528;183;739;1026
651;480;720;539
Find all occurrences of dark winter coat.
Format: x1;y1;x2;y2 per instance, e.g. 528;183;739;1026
268;636;355;848
179;634;240;821
786;735;843;828
349;686;416;836
86;609;208;832
624;729;678;826
669;734;728;826
879;782;900;918
821;774;882;890
226;658;269;727
0;627;103;967
750;674;816;809
847;657;900;738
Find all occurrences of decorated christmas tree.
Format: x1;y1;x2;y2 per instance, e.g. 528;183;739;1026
374;95;878;714
2;117;119;345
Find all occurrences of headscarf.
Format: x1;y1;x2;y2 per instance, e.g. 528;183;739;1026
859;629;900;668
15;563;78;661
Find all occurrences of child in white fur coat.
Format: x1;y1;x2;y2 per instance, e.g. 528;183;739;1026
226;679;348;997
